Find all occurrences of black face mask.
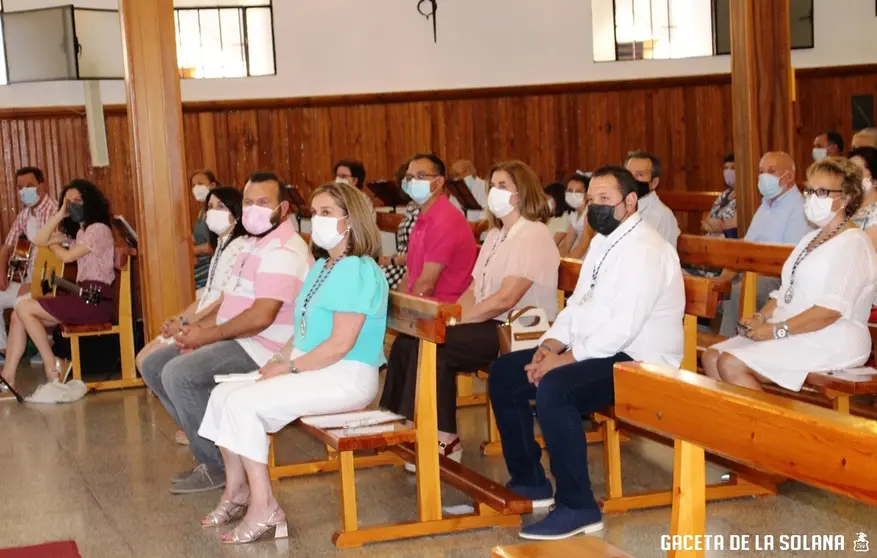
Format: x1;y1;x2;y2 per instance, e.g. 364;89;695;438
635;179;652;199
68;202;85;223
587;199;627;236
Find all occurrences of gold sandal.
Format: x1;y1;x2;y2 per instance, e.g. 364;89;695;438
220;507;288;544
201;500;247;528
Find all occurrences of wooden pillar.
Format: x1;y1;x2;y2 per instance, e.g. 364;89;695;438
730;0;794;236
118;0;194;339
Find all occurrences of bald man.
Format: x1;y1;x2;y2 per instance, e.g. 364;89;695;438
716;151;814;336
449;159;487;220
852;128;877;150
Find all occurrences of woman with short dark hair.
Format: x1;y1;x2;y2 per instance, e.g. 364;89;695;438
704;158;877;391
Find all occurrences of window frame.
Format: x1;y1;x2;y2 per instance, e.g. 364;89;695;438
173;2;276;79
600;0;814;62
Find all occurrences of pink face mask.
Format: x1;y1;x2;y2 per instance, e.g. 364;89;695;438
242;204;279;236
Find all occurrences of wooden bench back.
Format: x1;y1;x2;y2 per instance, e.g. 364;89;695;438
387;291;461;344
661;191;724;234
677;234;790;276
613;361;877;505
558;258;723;319
376;211;404;234
678;234;793;319
662;191;724;214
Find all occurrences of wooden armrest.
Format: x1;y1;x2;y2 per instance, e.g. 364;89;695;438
61;323;115;335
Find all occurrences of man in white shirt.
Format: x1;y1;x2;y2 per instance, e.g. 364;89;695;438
488;165;684;541
449;159;487;221
625;150;680;247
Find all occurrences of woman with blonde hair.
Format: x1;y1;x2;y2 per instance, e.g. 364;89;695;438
198;181;389;544
704;158;877;391
381;159;560;463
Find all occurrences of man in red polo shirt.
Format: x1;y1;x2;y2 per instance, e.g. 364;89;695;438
381;153;477;463
401;153;477;301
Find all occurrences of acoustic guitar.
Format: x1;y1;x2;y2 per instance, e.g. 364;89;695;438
6;236;34;283
40;270;104;305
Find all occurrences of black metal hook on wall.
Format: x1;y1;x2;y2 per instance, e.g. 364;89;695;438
417;0;438;43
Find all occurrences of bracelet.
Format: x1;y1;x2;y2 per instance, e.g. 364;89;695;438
753;312;767;323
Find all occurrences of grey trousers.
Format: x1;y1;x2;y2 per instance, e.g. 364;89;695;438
719;276;783;337
140;340;258;472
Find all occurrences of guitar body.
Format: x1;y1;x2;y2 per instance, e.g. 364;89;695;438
31;246;66;299
6;236;34;284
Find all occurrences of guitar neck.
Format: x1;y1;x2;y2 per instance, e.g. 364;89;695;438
53;276;82;296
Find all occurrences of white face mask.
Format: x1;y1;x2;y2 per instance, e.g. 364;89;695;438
487;188;515;218
335;177;351;186
205;209;233;235
864;177;874;193
804;194;838;227
311;215;348;250
192;185;211;202
812;147;828;162
565;191;585;209
408;179;433;205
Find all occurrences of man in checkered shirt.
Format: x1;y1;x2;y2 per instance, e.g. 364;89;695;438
0;167;58;357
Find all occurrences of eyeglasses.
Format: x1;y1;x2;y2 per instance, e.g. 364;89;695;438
803;187;843;199
403;173;439;182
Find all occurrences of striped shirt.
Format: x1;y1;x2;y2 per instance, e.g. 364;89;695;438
217;220;311;366
4;194;58;281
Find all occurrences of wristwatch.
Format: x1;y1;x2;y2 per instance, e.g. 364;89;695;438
288;360;300;374
773;322;790;339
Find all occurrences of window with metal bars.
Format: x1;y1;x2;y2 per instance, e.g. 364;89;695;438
592;0;813;62
174;2;275;79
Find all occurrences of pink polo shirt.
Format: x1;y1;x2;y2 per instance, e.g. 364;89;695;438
407;194;477;302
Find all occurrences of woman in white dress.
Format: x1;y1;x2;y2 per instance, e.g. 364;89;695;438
703;158;877;391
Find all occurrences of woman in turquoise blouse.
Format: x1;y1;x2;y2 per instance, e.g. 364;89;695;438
198;181;388;545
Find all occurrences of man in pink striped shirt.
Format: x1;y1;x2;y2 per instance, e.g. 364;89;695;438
140;172;310;494
0;167;58;356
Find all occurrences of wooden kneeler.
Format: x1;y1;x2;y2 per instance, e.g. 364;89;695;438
268;292;529;548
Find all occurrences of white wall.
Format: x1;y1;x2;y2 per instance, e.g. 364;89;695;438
0;0;874;108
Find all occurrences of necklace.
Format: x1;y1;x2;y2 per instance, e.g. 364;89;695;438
479;219;524;300
299;251;347;336
580;218;642;304
784;217;850;303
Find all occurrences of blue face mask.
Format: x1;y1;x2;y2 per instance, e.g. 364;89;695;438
19;187;38;207
408;179;433;205
757;173;782;199
401;179;410;196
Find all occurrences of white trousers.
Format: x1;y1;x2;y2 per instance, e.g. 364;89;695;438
198;349;378;464
0;281;26;350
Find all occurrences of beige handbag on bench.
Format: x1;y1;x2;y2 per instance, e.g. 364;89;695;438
497;306;550;355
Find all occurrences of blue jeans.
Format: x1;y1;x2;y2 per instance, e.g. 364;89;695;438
488;348;631;510
140;340;258;472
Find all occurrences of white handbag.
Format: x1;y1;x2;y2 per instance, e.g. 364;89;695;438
498;306;551;355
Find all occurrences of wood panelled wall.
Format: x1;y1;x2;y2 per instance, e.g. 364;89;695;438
0;64;874;237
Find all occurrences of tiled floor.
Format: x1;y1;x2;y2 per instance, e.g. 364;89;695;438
0;370;874;557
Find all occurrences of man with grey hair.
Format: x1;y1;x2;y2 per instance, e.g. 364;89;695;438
624;150;680;248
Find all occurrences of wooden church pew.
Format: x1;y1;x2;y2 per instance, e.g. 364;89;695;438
613;361;877;558
267;291;529;548
679;234;877;418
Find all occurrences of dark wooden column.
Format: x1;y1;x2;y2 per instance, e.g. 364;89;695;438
118;0;194;339
730;0;794;236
